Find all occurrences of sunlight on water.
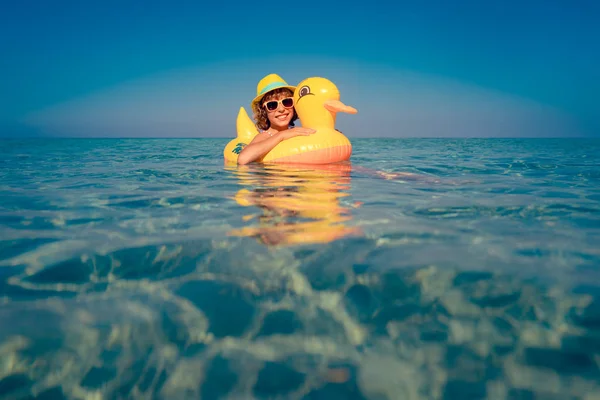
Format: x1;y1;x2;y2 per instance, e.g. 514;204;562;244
0;138;599;399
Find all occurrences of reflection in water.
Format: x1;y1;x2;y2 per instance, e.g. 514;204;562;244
225;162;363;246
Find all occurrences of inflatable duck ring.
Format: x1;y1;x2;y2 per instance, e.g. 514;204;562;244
223;77;357;164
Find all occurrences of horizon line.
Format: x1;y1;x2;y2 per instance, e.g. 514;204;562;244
1;136;597;140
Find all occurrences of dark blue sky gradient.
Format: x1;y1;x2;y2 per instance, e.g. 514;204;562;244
1;0;598;137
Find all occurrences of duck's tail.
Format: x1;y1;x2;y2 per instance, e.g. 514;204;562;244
236;107;260;142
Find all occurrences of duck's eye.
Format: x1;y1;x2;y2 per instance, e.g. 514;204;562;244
298;86;310;97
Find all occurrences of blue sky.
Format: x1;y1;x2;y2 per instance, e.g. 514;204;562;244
1;0;599;138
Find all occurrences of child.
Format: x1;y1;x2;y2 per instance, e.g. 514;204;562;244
237;74;315;165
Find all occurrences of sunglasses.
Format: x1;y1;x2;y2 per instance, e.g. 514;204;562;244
263;97;294;112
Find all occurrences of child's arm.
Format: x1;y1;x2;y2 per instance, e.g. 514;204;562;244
237;128;315;165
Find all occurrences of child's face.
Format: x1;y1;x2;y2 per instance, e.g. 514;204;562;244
263;92;294;130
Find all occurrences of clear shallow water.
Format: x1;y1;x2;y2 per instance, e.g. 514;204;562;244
1;138;599;399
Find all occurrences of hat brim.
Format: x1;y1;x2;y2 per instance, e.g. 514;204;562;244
251;85;297;109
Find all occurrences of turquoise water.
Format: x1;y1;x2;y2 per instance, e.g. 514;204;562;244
1;138;599;399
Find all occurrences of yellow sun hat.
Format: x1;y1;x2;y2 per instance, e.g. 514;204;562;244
251;73;296;110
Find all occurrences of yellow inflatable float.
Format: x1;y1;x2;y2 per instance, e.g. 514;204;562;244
223;77;357;164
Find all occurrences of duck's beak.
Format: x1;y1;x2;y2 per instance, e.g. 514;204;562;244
324;100;358;114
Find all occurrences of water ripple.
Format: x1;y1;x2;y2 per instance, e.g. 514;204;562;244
1;138;599;399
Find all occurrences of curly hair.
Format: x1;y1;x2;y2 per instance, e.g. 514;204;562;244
252;88;298;131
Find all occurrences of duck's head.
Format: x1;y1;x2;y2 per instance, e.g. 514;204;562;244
293;77;357;129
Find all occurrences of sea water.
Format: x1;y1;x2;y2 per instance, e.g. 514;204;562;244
1;138;599;399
